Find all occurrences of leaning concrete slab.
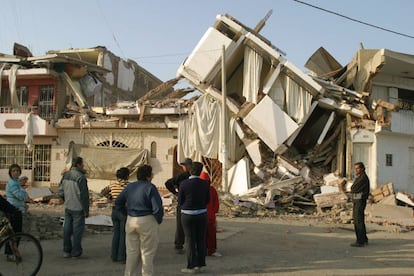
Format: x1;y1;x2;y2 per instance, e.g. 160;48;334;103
243;95;298;152
245;139;262;166
227;157;251;195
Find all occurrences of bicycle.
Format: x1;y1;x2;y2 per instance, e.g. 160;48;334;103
0;215;43;276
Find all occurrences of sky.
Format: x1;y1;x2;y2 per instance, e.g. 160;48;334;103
1;0;414;82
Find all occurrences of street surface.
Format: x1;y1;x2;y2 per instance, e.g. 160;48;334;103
3;208;414;276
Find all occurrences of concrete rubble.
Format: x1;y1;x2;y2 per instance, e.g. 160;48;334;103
170;12;414;229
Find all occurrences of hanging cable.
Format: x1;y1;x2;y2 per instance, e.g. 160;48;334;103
95;0;126;58
293;0;414;39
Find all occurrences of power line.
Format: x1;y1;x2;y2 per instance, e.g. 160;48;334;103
95;0;126;59
293;0;414;39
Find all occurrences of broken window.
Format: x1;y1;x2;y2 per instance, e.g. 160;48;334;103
386;154;393;167
38;85;55;120
397;88;414;110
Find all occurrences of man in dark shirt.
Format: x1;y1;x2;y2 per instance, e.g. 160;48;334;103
115;164;164;276
165;158;192;254
178;162;210;274
350;162;370;247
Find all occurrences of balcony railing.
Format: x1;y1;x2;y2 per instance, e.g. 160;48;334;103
0;106;37;114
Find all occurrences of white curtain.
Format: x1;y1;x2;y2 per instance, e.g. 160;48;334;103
0;63;5;100
178;94;237;164
24;112;34;151
242;47;263;104
267;77;285;109
9;64;20;106
191;94;221;158
284;76;313;124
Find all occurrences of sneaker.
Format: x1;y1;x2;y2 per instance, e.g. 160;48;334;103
181;268;197;274
350;242;364;247
195;266;205;273
211;252;222;257
63;252;71;258
175;248;185;255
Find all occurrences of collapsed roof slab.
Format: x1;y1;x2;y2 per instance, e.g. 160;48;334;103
245;139;262;167
244;32;324;97
227;157;251;195
243;95;298;152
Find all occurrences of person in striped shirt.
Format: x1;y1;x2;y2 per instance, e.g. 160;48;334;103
101;167;130;262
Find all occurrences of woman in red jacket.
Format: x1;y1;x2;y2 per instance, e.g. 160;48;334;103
199;172;221;257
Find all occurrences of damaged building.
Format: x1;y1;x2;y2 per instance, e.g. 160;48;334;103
173;11;414;213
1;11;414;220
0;43;192;191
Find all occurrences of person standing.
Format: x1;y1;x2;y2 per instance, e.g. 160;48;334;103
6;164;28;214
101;167;130;263
115;164;164;276
179;162;210;274
164;158;192;254
58;156;90;258
4;164;24;262
199;171;221;257
350;162;370;247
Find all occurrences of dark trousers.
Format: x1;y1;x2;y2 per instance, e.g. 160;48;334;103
181;212;207;269
175;205;185;249
5;210;22;255
111;207;126;262
352;199;368;244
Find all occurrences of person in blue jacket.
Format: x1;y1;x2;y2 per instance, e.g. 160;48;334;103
6;164;28;214
115;164;164;276
4;164;25;261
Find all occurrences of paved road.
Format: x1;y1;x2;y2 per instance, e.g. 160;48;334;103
3;216;414;276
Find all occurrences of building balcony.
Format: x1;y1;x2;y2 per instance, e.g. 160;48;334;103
0;108;57;136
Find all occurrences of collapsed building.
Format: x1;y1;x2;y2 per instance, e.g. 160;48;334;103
169;13;414;217
1;13;414;225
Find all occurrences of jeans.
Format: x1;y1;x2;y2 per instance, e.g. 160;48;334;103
175;205;185;249
181;212;208;269
111;207;126;262
352;199;368;244
124;215;159;276
63;209;85;257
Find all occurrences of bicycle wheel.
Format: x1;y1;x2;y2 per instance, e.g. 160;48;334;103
0;233;43;276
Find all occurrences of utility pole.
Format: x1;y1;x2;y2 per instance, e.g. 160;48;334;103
221;45;228;192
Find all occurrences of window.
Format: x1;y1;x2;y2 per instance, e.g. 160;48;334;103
0;144;32;170
397;88;414;110
385;154;393;166
33;145;51;182
38;85;54;120
17;86;29;106
97;140;128;148
150;141;157;158
0;144;51;181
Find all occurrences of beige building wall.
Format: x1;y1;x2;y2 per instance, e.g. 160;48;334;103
51;128;178;192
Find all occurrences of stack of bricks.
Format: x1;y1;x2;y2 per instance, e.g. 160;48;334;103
371;182;394;203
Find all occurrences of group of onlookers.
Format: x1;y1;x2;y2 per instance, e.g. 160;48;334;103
1;157;370;275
